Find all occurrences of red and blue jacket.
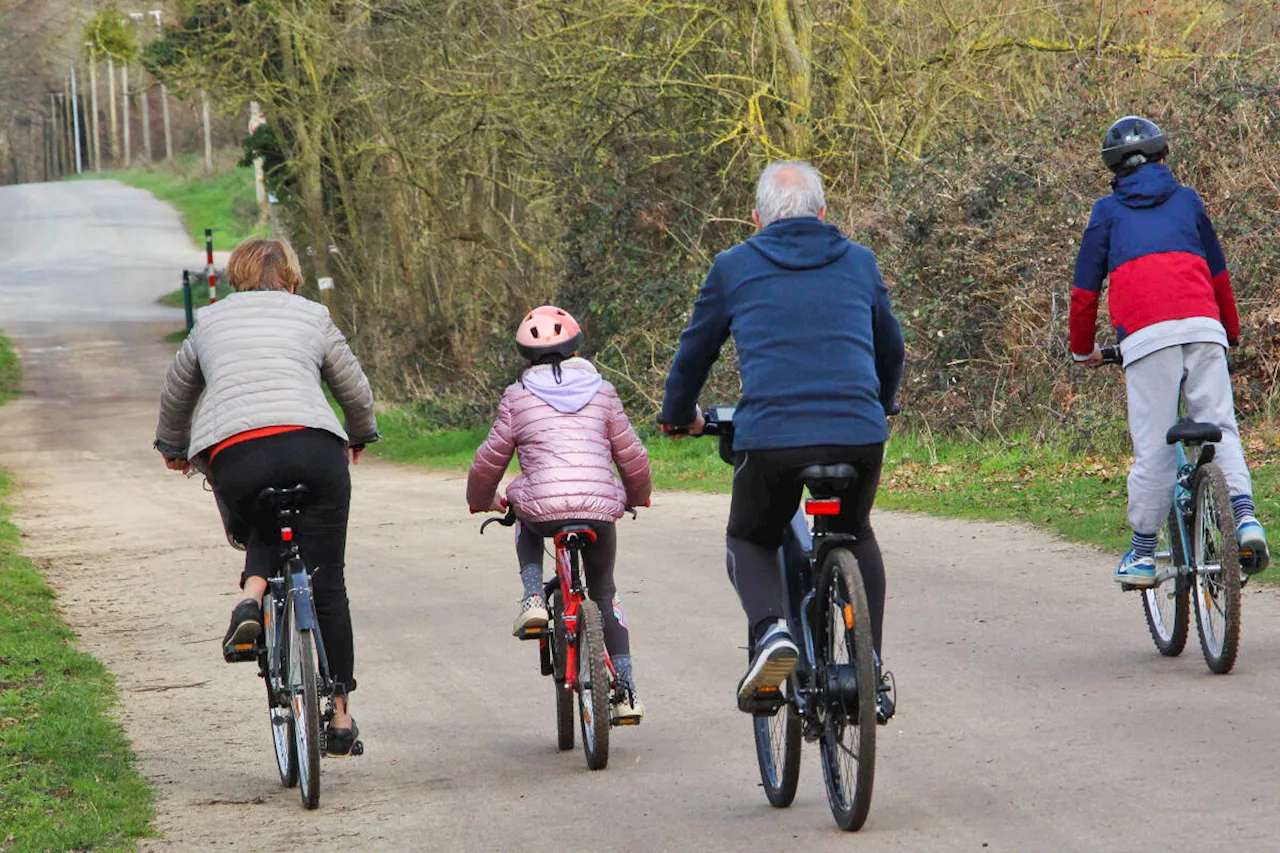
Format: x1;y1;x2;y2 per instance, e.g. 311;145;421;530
1070;162;1239;356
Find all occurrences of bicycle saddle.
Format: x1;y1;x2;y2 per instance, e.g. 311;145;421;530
553;524;597;549
256;483;308;512
1165;421;1222;446
799;464;859;498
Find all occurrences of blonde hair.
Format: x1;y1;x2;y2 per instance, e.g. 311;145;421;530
227;238;304;293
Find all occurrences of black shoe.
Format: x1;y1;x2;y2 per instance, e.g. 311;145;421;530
222;599;261;663
737;620;799;711
326;720;364;757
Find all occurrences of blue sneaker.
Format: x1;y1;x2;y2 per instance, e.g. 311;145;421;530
1115;549;1157;587
1237;515;1270;573
737;620;798;711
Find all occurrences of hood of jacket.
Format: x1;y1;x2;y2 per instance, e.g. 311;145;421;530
521;357;603;413
1112;162;1179;209
745;217;852;270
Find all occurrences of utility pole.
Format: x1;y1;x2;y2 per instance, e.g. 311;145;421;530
106;55;119;165
151;10;173;160
49;93;61;177
127;12;151;162
202;91;213;174
69;64;83;174
86;46;102;173
121;61;131;166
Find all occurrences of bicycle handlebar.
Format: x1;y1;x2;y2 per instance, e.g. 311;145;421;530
479;504;638;534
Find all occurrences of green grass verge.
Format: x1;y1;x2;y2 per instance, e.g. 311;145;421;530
69;154;264;251
358;404;1280;571
159;281;234;312
0;337;155;852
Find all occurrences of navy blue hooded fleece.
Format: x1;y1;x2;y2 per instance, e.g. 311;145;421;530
660;217;905;451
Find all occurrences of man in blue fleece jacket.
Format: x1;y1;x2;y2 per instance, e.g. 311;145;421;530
659;161;904;716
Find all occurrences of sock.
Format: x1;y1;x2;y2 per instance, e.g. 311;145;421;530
519;563;543;599
612;654;636;692
1131;531;1157;558
1232;495;1256;524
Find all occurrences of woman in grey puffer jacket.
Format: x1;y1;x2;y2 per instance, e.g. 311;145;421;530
155;238;378;756
467;306;651;721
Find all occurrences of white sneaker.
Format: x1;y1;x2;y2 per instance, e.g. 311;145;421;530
612;692;644;723
512;594;549;637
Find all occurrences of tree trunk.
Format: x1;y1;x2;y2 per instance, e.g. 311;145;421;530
106;56;118;165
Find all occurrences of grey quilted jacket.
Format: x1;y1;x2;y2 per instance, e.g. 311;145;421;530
155;291;378;462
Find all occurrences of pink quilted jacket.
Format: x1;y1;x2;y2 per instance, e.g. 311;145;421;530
466;359;652;523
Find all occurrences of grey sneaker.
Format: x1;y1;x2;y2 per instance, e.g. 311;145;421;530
737;620;798;710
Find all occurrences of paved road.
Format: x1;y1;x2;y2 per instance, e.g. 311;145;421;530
3;180;1280;852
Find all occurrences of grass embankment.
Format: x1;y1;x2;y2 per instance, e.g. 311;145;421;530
0;335;154;852
359;406;1280;568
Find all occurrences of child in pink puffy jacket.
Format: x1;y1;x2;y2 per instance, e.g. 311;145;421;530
467;306;652;721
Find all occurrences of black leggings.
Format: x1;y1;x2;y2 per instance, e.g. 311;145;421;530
516;519;629;657
210;429;357;693
725;444;887;654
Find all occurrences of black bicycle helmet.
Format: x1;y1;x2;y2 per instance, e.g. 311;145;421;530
1102;116;1168;174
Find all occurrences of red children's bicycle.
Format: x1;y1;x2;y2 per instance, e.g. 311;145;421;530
481;505;638;770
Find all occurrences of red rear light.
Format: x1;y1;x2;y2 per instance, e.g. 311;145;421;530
805;499;842;516
281;527;294;542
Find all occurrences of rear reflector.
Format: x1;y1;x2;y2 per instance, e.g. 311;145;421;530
805;499;842;516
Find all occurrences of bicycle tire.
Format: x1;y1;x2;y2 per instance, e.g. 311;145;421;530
750;663;801;808
550;592;574;751
289;602;322;808
1142;508;1190;656
1192;463;1241;674
816;548;876;831
263;592;298;788
577;601;611;770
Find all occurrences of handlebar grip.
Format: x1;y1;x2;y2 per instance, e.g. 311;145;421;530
1099;346;1122;366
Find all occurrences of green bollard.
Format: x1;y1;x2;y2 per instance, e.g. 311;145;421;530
182;270;194;332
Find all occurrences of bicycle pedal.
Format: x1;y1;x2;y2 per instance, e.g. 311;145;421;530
350;740;364;756
613;715;641;726
516;626;548;641
222;643;259;663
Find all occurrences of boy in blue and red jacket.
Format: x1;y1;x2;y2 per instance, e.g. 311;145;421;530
1070;116;1268;586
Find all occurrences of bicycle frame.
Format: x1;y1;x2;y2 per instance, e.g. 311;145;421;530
553;528;618;694
259;513;341;724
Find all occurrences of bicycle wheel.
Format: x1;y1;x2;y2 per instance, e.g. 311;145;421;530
1142;508;1189;656
288;600;322;808
816;548;876;831
263;592;298;788
549;592;574;751
751;662;801;808
577;601;611;770
1192;463;1241;674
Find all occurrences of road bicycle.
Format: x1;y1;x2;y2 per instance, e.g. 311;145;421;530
481;505;640;770
1097;346;1245;674
696;406;884;831
224;484;359;808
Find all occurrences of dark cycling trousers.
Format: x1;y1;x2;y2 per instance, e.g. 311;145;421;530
210;429;357;693
516;519;629;657
726;444;886;653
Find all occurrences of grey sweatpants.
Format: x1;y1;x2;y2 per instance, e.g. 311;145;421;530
1125;342;1251;535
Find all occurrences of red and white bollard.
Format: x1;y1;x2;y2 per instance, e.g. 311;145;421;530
205;229;217;303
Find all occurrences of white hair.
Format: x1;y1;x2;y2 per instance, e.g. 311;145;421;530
755;161;825;227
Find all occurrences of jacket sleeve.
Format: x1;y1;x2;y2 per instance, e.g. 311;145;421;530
605;389;652;508
155;333;205;457
659;262;731;426
869;257;905;412
1070;201;1111;358
320;315;380;444
466;392;516;513
1197;200;1240;344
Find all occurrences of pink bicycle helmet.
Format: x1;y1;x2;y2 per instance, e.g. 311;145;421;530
516;305;583;363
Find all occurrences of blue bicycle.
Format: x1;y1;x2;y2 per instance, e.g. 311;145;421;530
1099;347;1243;673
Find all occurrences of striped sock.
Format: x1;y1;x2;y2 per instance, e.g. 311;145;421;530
1131;531;1158;558
1231;495;1256;524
